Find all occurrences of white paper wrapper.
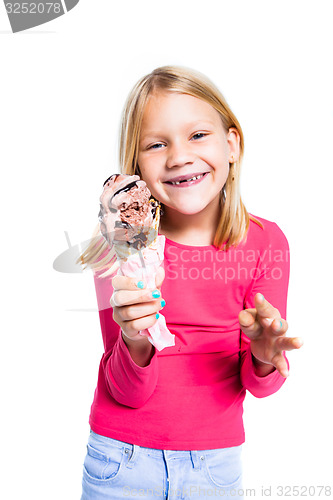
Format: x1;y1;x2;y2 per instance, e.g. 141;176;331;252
117;235;175;351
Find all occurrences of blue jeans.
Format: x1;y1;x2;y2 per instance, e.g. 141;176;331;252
81;431;243;499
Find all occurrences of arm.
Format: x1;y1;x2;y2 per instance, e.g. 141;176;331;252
239;222;300;397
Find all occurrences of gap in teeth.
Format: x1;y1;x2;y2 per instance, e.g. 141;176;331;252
171;174;204;185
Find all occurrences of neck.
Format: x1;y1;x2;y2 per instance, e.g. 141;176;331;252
159;197;221;246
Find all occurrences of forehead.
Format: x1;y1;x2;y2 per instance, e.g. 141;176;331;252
141;91;221;129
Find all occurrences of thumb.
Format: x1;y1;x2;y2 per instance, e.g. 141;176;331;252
155;265;165;289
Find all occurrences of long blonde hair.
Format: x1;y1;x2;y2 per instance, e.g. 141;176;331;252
79;65;262;274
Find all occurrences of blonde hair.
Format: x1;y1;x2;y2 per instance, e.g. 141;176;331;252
79;65;262;274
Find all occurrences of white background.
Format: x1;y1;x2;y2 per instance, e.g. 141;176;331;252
1;1;332;498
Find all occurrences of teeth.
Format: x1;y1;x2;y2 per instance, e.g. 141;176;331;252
170;174;204;185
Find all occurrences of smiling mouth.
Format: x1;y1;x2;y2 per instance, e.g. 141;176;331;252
165;172;209;185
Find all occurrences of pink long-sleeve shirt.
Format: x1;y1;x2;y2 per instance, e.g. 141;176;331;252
88;215;290;450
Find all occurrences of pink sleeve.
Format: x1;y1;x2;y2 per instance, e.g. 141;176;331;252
94;270;159;408
240;222;290;398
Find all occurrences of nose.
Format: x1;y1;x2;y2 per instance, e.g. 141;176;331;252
165;140;195;169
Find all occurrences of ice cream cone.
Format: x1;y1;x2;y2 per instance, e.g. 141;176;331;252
98;174;175;351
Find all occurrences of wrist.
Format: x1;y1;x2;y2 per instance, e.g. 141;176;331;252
121;331;155;367
252;354;276;377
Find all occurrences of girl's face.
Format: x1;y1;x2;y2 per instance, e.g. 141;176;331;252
137;91;239;219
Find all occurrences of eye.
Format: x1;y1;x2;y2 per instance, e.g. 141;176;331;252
192;133;207;140
147;143;164;150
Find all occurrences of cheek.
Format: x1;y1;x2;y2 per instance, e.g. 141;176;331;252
138;156;161;183
136;169;157;197
138;167;154;186
210;146;230;172
201;141;228;166
137;155;151;177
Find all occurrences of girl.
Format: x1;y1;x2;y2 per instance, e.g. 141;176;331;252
79;66;303;499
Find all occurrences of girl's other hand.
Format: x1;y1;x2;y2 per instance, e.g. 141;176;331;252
238;293;303;378
110;265;165;344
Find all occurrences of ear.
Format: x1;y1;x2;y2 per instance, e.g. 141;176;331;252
227;127;240;163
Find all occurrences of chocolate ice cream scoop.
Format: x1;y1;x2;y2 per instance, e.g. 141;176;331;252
99;174;160;256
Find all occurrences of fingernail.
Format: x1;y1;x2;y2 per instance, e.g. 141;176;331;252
259;293;264;301
274;319;283;330
137;280;144;289
155;313;160;319
160;299;166;308
152;289;161;298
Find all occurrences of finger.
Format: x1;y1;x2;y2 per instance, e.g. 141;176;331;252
121;312;160;337
110;287;162;307
271;352;289;378
112;274;147;291
254;293;280;322
155;265;165;289
275;336;304;351
238;310;262;339
267;318;288;336
115;299;164;322
239;308;257;325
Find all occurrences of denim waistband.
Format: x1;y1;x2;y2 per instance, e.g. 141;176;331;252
89;430;242;460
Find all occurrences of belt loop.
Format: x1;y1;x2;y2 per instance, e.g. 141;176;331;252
125;444;139;468
190;450;201;470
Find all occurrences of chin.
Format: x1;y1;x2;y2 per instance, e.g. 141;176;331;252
173;204;208;215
